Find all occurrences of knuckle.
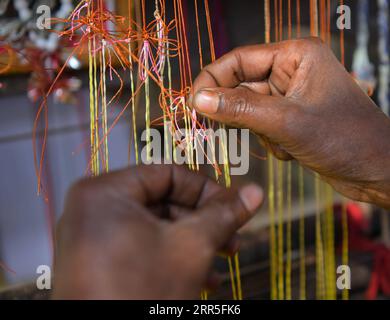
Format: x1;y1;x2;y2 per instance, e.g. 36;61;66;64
223;46;243;62
201;64;212;78
293;37;326;56
229;47;243;63
305;37;325;48
230;46;241;56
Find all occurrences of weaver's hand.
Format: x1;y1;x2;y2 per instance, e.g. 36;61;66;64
53;165;263;299
192;38;390;209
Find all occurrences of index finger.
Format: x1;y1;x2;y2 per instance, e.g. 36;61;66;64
84;164;222;208
192;43;279;93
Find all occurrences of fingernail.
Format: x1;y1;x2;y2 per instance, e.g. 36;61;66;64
193;89;220;114
239;184;263;212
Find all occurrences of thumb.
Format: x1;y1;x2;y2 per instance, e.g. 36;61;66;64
189;184;263;251
191;87;291;139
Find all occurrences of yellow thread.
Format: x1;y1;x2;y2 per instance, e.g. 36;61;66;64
324;185;336;299
286;161;292;300
159;56;170;163
228;256;238;300
310;0;327;300
264;0;277;301
128;43;139;165
315;175;325;299
220;125;240;299
183;106;192;170
298;166;306;300
187;108;195;170
277;160;284;300
218;123;239;300
207;119;219;181
143;45;151;162
163;111;170;161
268;154;277;300
220;124;231;188
166;43;176;164
341;201;349;300
88;36;96;176
234;253;243;300
321;185;329;299
183;106;188;167
101;42;109;173
93;36;100;174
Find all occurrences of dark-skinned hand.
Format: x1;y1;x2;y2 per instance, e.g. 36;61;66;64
53;165;263;299
191;38;390;209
